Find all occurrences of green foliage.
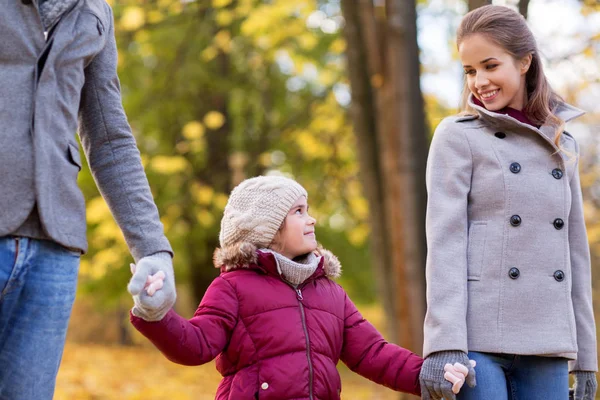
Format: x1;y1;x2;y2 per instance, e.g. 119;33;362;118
78;0;375;307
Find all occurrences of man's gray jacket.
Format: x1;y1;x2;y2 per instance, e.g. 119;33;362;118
1;0;172;261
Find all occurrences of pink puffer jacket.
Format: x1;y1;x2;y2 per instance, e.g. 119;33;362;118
131;244;422;399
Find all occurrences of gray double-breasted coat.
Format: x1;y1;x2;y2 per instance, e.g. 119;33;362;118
423;96;597;372
1;0;171;260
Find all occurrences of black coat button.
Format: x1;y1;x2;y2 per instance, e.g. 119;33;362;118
21;0;32;4
510;162;521;174
553;218;564;230
554;270;565;282
495;132;506;139
510;215;522;226
509;267;520;279
552;168;563;179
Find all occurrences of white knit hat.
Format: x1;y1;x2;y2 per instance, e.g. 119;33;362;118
219;176;308;249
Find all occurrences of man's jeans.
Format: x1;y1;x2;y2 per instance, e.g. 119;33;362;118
458;351;569;400
0;237;80;400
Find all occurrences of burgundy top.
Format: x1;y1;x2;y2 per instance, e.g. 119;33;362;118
131;250;423;399
472;97;536;127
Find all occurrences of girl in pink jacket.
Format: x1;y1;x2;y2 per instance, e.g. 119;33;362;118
130;175;468;399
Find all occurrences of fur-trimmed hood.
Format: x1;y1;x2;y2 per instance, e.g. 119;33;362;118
213;242;342;280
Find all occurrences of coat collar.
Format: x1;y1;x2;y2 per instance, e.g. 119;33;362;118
213;242;342;281
466;94;585;151
38;0;80;31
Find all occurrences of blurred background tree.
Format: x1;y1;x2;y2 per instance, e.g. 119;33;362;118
65;0;600;398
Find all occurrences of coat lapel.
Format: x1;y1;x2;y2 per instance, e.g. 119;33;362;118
467;94;585;152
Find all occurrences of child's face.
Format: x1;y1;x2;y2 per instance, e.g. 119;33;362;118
271;196;317;259
459;33;531;111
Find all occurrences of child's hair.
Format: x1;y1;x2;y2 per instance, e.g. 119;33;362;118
457;5;565;148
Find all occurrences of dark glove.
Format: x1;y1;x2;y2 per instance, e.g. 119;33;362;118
420;350;476;400
572;371;597;400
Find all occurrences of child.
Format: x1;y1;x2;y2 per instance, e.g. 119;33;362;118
420;5;598;400
129;175;470;399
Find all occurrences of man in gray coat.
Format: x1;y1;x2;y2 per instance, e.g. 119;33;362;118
0;1;176;398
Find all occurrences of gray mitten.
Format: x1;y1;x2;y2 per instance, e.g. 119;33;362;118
572;371;597;400
128;252;176;321
420;350;476;400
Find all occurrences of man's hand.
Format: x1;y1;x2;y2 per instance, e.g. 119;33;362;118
128;252;176;321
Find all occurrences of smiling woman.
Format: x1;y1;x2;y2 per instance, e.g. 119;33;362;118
459;34;531;112
420;5;598;400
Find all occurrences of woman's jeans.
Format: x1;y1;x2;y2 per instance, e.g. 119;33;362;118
458;351;569;400
0;237;80;400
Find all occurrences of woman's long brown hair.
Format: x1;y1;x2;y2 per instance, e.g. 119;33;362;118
457;5;565;149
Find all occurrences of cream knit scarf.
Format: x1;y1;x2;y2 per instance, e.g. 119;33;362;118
263;250;320;285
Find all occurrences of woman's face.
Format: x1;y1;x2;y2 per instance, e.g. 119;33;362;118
459;33;531;111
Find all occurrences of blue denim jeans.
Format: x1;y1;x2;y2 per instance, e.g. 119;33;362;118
0;237;80;400
458;351;569;400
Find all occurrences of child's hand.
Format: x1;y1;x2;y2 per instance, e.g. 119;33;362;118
130;263;165;296
443;360;477;394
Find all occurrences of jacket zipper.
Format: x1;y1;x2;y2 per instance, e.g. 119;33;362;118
295;286;314;400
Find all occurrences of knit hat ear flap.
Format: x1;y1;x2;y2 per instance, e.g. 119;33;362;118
218;175;308;250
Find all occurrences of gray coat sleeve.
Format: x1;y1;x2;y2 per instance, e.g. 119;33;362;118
567;140;598;372
78;5;172;262
423;118;472;358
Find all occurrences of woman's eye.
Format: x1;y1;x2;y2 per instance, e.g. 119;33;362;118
464;69;475;76
486;64;498;70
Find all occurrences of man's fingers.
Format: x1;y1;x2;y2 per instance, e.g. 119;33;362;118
128;267;149;295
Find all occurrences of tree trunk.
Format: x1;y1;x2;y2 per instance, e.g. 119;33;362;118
518;0;531;19
468;0;491;10
340;0;397;339
386;0;427;353
340;0;428;363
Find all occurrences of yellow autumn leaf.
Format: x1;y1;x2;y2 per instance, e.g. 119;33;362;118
298;33;318;50
196;209;215;227
216;9;234;26
191;183;214;206
348;224;370;247
120;6;145;31
214;30;232;52
150;155;189;174
147;10;164;24
212;0;233;8
204;111;225;129
183;121;205;140
349;197;369;220
330;38;346;54
201;46;219;62
214;193;229;211
86;196;111;224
